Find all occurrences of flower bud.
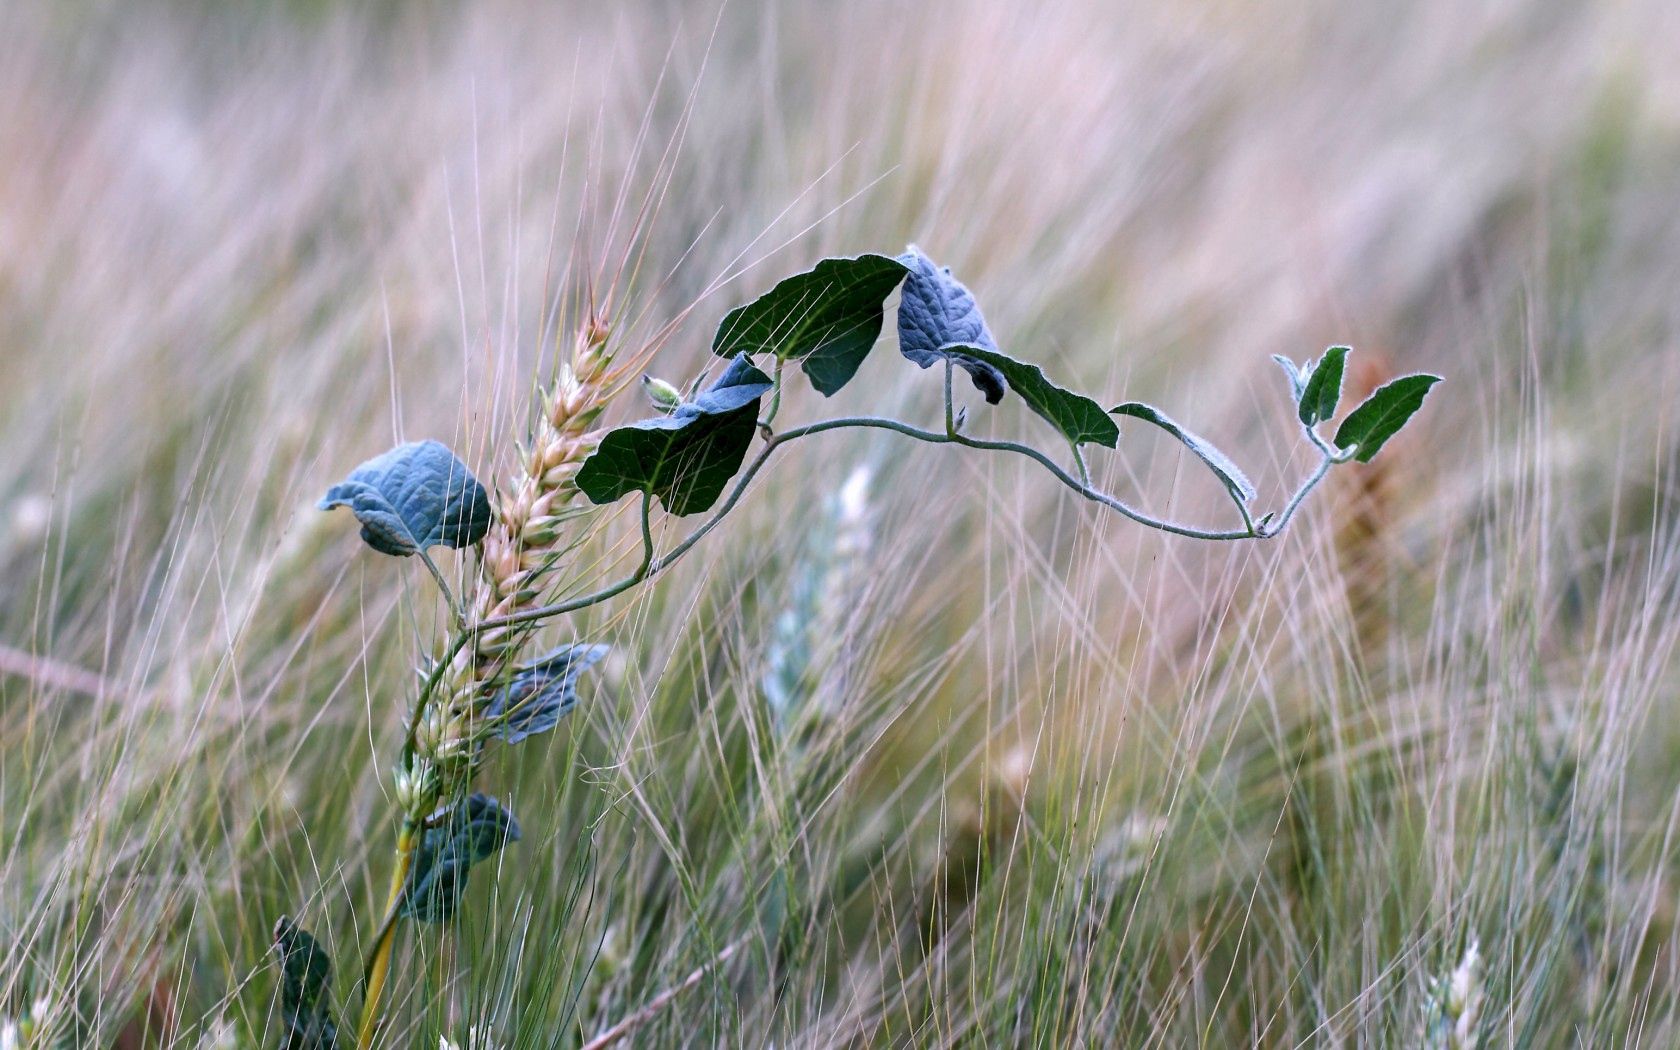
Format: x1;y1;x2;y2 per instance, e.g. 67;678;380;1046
642;375;683;414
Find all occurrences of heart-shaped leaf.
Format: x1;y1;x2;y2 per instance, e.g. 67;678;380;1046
273;917;339;1050
940;344;1118;449
318;440;492;557
1333;373;1441;462
399;794;522;924
484;643;609;744
1111;402;1256;503
1299;346;1349;426
713;254;911;396
895;246;1005;404
576;355;772;516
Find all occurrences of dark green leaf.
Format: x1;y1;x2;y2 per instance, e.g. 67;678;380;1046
941;344;1118;448
895;246;1005;404
1271;354;1308;403
1299;346;1349;426
1111;402;1256;503
399;794;522;923
485;643;609;744
1333;373;1441;462
273;917;339;1050
318;440;491;557
575;355;773;516
713;254;910;396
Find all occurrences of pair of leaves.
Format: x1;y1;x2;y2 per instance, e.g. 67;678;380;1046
273;917;339;1050
575;355;772;516
712;245;1115;446
1111;402;1255;504
1275;347;1441;462
319;440;492;556
710;247;1006;402
484;643;609;744
398;794;522;924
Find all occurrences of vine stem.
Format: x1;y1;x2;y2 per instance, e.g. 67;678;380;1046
472;411;1351;644
398;415;1339;744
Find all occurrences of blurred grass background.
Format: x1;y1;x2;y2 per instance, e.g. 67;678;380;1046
3;0;1680;1045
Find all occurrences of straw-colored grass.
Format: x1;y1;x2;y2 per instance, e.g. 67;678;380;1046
4;1;1680;1045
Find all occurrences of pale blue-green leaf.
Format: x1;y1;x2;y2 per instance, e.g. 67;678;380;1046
318;440;491;557
485;643;609;744
399;793;522;923
895;246;1005;404
273;916;338;1050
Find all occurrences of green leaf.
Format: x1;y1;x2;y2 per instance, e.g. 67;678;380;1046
1111;402;1256;503
1271;354;1308;403
1299;346;1349;426
1333;373;1441;462
941;344;1118;448
895;246;1006;404
273;917;339;1050
576;355;773;516
399;794;522;924
713;254;911;396
318;440;492;557
485;643;609;744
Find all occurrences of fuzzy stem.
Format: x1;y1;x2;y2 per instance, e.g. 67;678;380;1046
473;408;1321;644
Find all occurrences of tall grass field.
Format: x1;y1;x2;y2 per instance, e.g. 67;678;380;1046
4;1;1680;1046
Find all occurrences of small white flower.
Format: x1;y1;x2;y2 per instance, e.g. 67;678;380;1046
2;1018;20;1050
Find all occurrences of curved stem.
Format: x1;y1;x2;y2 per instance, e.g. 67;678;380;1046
777;417;1259;540
473;411;1295;643
417;550;466;632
